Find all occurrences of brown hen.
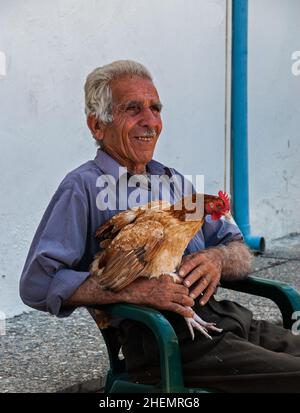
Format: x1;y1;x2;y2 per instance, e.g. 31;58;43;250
90;192;231;339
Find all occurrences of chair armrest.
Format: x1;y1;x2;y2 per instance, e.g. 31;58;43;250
102;303;184;393
221;275;300;329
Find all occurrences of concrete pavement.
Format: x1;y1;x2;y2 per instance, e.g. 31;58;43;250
1;234;299;392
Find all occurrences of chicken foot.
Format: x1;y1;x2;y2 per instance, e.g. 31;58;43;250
184;311;223;340
163;272;223;340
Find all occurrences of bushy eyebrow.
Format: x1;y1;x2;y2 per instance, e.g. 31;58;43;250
151;102;163;111
121;100;163;110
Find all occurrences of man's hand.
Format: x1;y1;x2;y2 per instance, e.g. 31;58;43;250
118;275;195;318
178;250;223;306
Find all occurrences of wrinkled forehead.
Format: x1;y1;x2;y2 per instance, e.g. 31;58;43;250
110;75;161;105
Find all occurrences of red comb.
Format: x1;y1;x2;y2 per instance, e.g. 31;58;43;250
218;191;230;211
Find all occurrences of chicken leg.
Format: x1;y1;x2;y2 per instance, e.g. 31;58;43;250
185;310;223;340
164;272;223;340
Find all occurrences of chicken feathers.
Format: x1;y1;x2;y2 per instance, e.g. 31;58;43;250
90;193;230;337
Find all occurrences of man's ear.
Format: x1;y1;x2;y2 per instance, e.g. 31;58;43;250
87;114;105;142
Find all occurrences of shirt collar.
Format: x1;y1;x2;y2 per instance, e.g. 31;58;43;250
93;149;168;181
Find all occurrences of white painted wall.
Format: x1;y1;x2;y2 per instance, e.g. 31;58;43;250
248;0;300;241
0;0;299;317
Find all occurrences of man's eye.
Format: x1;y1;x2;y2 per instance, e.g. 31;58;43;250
151;104;162;113
126;104;141;115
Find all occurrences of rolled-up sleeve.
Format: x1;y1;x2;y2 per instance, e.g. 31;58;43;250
19;181;90;317
203;215;244;247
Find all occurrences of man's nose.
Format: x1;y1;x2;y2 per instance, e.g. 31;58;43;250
138;107;161;128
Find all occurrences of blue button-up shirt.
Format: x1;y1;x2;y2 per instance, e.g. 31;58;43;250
19;149;242;317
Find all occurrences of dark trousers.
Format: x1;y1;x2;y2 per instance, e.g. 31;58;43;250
120;298;300;393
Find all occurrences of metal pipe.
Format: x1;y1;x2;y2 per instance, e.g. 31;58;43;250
231;0;265;252
224;0;232;195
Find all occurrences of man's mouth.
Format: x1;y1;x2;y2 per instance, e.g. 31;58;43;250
134;136;154;142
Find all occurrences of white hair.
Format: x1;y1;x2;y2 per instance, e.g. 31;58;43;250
84;60;153;124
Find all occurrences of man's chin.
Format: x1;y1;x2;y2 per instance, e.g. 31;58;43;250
132;150;155;164
139;154;155;165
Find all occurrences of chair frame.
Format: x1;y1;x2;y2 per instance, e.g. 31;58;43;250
91;275;300;393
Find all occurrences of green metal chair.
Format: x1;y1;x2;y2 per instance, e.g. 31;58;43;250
91;275;300;393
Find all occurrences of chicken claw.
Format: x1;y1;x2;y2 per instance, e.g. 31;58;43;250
162;273;223;340
185;309;223;340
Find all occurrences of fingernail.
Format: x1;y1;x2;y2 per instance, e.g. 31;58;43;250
179;270;184;276
190;293;196;299
184;280;190;287
200;301;204;306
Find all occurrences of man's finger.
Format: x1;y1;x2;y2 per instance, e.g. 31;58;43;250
198;284;217;306
179;255;206;277
180;253;197;265
189;274;211;299
182;265;207;288
173;284;190;295
173;293;195;307
168;303;194;318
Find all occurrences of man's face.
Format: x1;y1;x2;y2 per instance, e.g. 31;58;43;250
101;75;163;172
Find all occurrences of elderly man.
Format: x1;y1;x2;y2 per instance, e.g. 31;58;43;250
20;60;300;393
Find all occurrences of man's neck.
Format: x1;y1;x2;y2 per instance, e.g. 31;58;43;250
102;148;147;175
